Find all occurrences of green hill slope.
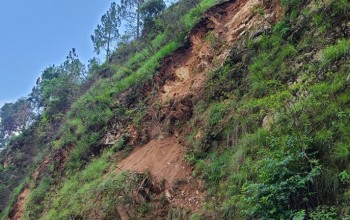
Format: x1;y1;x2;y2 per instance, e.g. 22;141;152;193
1;0;350;219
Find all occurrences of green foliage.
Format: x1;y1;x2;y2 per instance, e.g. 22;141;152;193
0;98;34;136
195;150;231;194
140;0;166;36
23;178;52;220
36;49;86;123
1;0;231;218
241;150;320;219
91;2;120;57
189;213;204;220
310;206;338;220
332;0;350;15
60;40;179;172
40;152;146;220
7;0;350;219
42;157;109;219
280;0;305;8
249;35;297;97
182;0;222;31
187;1;350;219
0;178;29;220
322;39;350;66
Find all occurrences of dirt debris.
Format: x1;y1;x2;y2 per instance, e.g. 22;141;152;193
8;0;285;219
114;0;284;215
7;188;30;220
118;137;190;185
8;146;70;220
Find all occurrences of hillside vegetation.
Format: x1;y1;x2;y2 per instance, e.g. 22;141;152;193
1;0;350;219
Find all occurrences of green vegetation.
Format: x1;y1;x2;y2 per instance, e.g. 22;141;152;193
322;39;350;65
24;178;52;219
2;0;350;219
91;2;120;58
188;1;350;219
0;0;226;219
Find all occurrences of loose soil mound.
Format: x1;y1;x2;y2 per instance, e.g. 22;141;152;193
118;137;191;185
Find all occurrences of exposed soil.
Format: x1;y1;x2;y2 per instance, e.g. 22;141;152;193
118;137;189;184
117;137;205;213
159;0;284;103
7;188;30;220
32;157;50;180
116;0;284;215
8;148;69;220
8;0;285;219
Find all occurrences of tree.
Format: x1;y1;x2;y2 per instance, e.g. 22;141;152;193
119;0;145;39
157;0;199;41
62;48;87;83
0;99;34;137
0;129;5;149
91;2;121;58
30;49;86;122
119;0;167;39
28;77;44;112
140;0;166;36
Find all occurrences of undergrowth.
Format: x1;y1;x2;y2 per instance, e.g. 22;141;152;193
4;0;350;219
1;0;227;219
188;0;350;219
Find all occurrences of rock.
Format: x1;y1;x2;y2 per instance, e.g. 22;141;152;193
165;189;172;201
188;197;197;204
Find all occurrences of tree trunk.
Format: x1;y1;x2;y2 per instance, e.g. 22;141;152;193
107;32;111;60
136;0;140;39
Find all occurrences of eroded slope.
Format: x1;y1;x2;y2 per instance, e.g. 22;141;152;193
113;0;284;213
7;0;285;219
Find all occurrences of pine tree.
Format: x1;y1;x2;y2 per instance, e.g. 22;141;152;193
91;2;121;58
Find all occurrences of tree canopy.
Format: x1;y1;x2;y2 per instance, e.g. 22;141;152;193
0;98;34;137
91;2;121;59
140;0;166;36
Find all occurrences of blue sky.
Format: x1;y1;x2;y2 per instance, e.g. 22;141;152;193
0;0;117;107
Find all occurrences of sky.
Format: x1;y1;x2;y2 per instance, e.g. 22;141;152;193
0;0;117;107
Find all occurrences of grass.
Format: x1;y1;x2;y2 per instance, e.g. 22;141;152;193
60;40;180;172
41;153;146;220
42;0;350;219
9;0;229;218
322;39;350;65
185;1;350;218
55;0;225;173
182;0;224;30
9;0;350;219
0;177;29;220
23;178;52;220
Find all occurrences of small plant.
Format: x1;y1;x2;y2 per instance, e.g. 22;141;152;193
322;39;350;66
252;6;265;16
309;206;338;220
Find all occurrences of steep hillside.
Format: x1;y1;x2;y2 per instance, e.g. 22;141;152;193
2;0;350;219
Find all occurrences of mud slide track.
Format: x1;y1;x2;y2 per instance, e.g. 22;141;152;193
117;0;284;212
